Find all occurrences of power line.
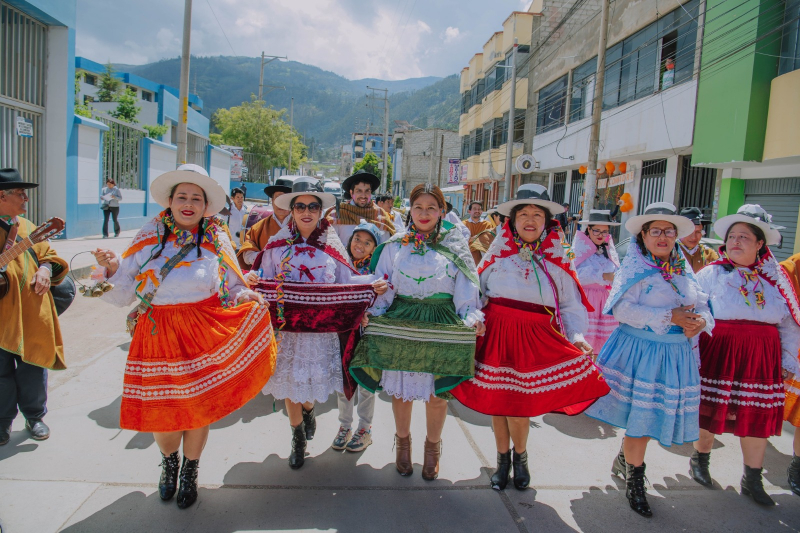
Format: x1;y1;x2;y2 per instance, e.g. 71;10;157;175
205;0;238;57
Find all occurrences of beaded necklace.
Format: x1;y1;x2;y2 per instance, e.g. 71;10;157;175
645;250;686;294
353;256;371;274
512;232;542;261
162;212;233;307
724;252;766;310
401;224;431;256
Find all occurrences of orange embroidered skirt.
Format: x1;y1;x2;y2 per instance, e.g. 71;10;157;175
785;351;800;427
121;295;277;432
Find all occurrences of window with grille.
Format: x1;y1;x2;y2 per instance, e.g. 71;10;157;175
536;76;568;133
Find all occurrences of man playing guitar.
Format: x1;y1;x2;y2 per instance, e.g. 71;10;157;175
0;168;69;445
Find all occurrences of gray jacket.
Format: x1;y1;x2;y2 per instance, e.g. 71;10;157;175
101;186;122;208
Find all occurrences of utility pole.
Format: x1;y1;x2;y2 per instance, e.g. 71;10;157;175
436;133;445;188
288;97;294;172
584;0;611;216
367;86;389;191
258;52;287;100
176;0;192;166
502;39;518;202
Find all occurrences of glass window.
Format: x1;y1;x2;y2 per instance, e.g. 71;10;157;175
461;92;470;114
485;67;497;96
84;74;97;86
492;117;504;148
461;136;470;159
141;90;153;102
476;79;486;103
570;57;597;122
482;121;492;152
514;109;525;143
469;130;477;157
779;0;800;75
536;75;568;133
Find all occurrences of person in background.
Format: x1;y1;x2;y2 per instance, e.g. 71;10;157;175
781;250;800;498
469;206;502;265
0;168;69;445
101;178;123;239
326;170;395;244
227;187;248;248
463;201;495;265
376;194;404;229
444;201;471;241
678;207;719;273
554;202;573;233
236;178;294;270
662;57;675;89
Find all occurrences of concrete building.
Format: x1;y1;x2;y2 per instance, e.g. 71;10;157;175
393;127;460;200
692;0;800;261
459;7;539;210
351;132;392;165
75;57;209;142
525;0;711;241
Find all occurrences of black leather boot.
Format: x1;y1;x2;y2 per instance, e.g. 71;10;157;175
176;457;200;509
302;407;316;440
788;455;800;497
490;451;512;490
158;451;181;501
741;465;775;506
289;422;307;469
512;448;530;490
611;443;626;478
625;463;652;517
689;450;713;487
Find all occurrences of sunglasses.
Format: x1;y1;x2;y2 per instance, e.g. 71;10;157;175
292;202;322;213
647;228;677;238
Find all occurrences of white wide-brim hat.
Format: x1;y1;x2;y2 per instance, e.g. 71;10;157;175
497;183;565;216
273;176;337;211
624;202;695;239
151;164;227;217
579;209;621;227
714;204;784;246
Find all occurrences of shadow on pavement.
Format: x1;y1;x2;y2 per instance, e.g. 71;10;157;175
569;473;800;533
542;413;619;440
0;430;38;462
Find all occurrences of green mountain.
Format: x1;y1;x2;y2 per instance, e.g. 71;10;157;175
122;56;458;149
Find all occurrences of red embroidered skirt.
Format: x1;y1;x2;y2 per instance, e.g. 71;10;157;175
451;298;609;417
698;320;784;438
121;296;277;432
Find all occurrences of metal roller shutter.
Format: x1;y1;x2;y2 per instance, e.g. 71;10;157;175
744;177;800;261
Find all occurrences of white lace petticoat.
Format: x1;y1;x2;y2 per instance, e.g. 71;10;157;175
380;371;436;402
262;331;343;403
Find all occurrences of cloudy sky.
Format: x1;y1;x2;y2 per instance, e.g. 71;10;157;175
76;0;532;80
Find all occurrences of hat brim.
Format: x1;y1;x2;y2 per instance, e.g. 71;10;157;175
624;214;696;239
579;219;621;227
274;191;337;211
263;185;292;198
151;170;227;217
342;174;380;200
713;214;782;246
497;198;565;217
0;182;38;190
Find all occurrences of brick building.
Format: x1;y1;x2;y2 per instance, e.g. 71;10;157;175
393;127;460;200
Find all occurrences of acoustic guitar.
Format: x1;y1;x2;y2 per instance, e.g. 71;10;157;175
0;217;65;299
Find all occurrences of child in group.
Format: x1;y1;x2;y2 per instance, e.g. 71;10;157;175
348;219;382;276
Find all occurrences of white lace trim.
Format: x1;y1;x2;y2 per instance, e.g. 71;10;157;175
786;382;800;396
470;365;596;394
262;331;342;403
602;366;701;394
701;384;785;400
606;387;700;414
700;377;784;390
700;395;784;408
380;371;436;402
474;358;592;387
475;356;585;379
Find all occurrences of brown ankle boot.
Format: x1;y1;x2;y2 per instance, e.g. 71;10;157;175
422;438;442;481
395;434;413;476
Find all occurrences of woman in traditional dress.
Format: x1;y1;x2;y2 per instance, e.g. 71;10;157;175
689;204;800;506
330;220;384;453
585;202;713;518
780;251;800;497
570;209;621;352
452;184;610;491
93;164;277;509
249;177;385;469
350;183;485;480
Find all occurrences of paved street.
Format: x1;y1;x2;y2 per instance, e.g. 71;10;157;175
1;259;799;532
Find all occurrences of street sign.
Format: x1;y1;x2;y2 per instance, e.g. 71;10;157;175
447;159;460;184
16;117;33;138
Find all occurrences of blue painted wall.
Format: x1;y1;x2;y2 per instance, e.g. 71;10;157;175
230;180;271;202
5;0;75;26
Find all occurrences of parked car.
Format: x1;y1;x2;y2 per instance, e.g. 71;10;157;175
615;236;723;261
323;181;343;204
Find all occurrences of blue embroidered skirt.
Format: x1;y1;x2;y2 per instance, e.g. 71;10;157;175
584;324;700;447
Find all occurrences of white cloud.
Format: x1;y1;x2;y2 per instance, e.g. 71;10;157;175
443;27;461;43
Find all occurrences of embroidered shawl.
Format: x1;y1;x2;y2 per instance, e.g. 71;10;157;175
370;220;479;286
604;241;698;316
709;245;800;327
570;230;620;270
478;220;592;310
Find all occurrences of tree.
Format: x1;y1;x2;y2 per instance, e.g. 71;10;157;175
143;123;169;139
96;62;121;102
74;73;92;118
213;96;307;172
111;88;141;124
353;152;393;192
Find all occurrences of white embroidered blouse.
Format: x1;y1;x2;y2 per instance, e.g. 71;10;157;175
576;252;617;287
481;255;589;344
697;265;800;374
258;239;356;285
103;224;254;307
369;241;483;327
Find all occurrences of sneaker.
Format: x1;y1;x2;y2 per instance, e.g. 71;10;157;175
346;428;372;453
331;426;352;451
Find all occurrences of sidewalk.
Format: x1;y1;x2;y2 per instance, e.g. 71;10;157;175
54;230;138;279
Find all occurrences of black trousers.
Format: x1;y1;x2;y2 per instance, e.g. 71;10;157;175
0;348;48;428
102;206;120;237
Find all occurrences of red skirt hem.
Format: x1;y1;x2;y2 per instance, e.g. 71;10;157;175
451;298;609;417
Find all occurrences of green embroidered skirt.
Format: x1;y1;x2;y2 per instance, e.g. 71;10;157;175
349;294;476;398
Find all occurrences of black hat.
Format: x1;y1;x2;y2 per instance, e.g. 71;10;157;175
578;209;621;227
264;176;295;199
342;170;380;200
0;168;38;191
679;207;705;225
497;184;565;216
445;201;453;213
273;176;337;210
